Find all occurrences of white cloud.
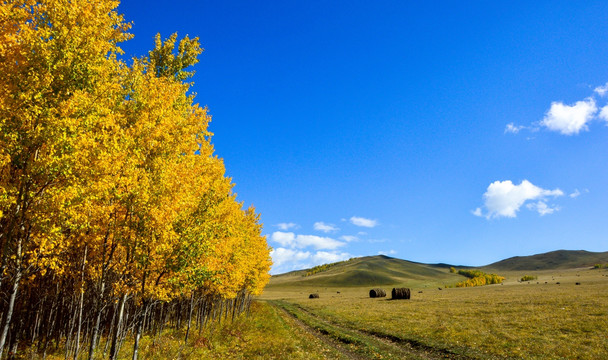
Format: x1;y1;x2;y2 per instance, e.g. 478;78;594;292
340;235;358;242
270;231;297;247
350;216;378;228
475;180;564;219
569;189;589;198
311;251;351;264
513;83;608;136
270;231;345;250
504;123;525;134
526;201;559;216
598;105;608;123
270;248;311;268
594;83;608;96
269;247;351;274
314;221;339;233
541;98;597;135
378;250;397;256
268;227;354;273
296;234;344;250
276;222;299;230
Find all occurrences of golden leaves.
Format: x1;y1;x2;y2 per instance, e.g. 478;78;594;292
0;1;270;313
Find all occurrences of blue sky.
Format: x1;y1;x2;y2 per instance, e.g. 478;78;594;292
119;1;608;274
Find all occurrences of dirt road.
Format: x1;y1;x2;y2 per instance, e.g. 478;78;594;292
270;300;475;360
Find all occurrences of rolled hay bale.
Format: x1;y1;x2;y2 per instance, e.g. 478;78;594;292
309;293;319;299
369;288;386;298
391;287;411;300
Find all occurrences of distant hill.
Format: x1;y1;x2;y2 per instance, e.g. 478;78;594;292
267;250;608;289
483;250;608;271
267;255;463;288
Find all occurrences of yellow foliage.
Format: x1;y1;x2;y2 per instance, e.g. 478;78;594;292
451;270;505;288
0;0;271;321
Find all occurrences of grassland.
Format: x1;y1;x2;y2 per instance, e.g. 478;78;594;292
33;301;343;360
267;255;465;288
261;256;608;359
30;253;608;359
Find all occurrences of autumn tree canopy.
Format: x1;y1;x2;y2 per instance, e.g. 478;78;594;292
0;1;271;358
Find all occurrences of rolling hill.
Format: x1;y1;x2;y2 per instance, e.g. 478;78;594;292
267;250;608;289
267;255;463;288
482;249;608;271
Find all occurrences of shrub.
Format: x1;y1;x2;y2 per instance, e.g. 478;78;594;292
448;269;505;288
458;269;486;279
521;275;537;281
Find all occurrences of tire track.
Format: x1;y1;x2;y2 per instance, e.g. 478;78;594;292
273;300;478;360
273;303;365;360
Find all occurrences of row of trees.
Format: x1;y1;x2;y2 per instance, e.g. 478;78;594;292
0;1;271;359
303;259;351;277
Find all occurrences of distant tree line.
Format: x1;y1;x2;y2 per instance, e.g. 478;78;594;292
520;275;537;282
447;269;505;288
0;1;271;359
303;259;351;277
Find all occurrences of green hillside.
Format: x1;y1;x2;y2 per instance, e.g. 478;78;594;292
483;250;608;271
267;255;463;288
267;250;608;290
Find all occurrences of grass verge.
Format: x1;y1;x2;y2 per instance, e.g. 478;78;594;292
30;302;338;359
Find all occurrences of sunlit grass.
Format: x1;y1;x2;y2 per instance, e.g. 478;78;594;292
119;302;342;359
28;268;608;359
35;302;339;359
262;267;608;359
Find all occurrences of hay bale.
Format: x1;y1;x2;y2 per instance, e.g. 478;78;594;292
369;288;386;298
391;287;411;300
309;293;319;299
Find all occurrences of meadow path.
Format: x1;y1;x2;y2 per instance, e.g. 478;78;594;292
274;304;364;360
270;300;473;360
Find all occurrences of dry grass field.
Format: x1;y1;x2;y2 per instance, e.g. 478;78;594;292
261;266;608;359
35;301;344;360
34;254;607;359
